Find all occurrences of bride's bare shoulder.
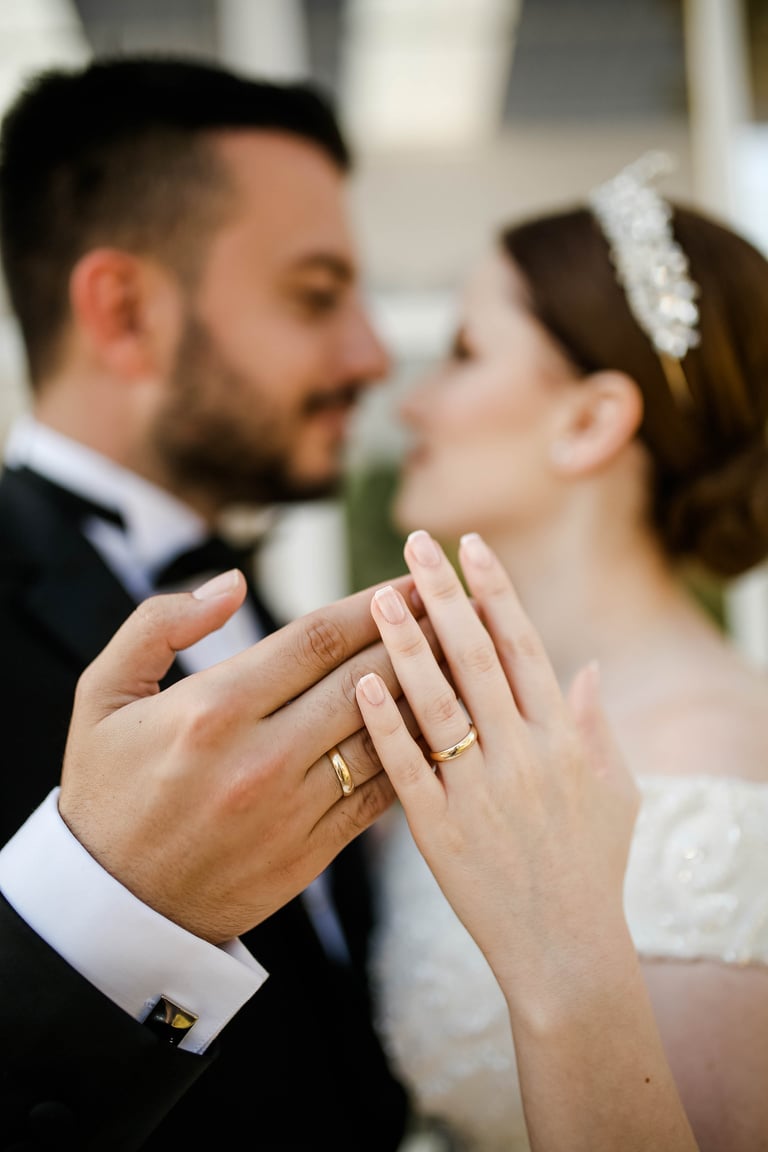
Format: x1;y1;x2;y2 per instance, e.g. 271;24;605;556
623;650;768;785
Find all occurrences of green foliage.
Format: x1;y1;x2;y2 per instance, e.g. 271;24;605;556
344;462;408;592
680;562;726;629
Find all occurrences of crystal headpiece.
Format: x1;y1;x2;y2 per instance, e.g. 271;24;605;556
588;151;700;407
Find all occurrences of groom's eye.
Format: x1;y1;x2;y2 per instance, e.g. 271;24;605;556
294;283;343;316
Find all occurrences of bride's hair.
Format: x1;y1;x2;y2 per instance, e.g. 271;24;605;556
501;205;768;578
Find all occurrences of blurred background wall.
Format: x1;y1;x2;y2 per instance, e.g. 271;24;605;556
1;0;767;656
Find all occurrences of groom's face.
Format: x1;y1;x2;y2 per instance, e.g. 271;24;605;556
151;130;391;510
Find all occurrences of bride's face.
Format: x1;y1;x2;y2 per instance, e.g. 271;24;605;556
393;250;580;542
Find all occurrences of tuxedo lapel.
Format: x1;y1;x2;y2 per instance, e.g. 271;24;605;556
0;467;184;687
26;545;137;673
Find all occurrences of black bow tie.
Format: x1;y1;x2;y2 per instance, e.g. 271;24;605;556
153;534;280;636
14;467;279;631
153;535;255;589
16;469;249;584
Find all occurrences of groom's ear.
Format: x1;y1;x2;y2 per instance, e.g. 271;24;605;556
548;371;643;477
69;247;182;381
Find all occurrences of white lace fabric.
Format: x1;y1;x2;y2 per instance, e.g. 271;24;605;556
370;775;768;1152
625;775;768;963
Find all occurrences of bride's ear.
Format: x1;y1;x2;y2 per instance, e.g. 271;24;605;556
548;371;643;476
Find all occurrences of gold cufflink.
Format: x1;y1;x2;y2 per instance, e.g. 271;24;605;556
144;995;198;1047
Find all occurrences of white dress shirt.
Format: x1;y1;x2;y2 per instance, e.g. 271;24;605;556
0;415;348;1053
0;792;265;1054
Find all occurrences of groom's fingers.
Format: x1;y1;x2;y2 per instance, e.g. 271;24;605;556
207;573;418;716
76;570;248;721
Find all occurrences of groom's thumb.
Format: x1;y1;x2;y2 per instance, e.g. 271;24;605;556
75;569;247;720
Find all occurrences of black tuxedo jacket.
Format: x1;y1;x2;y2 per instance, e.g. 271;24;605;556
0;466;409;1151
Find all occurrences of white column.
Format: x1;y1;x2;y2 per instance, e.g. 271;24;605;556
339;0;520;151
217;0;308;80
683;0;751;221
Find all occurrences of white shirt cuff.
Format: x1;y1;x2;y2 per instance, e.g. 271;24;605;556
0;789;268;1053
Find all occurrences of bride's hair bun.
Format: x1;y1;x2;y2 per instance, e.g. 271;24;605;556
661;443;768;577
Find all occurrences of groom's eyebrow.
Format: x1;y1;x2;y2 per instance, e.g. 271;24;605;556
289;252;355;282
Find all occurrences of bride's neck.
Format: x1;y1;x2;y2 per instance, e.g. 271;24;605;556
484;513;708;695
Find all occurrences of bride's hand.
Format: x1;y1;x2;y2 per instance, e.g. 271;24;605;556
355;528;639;1005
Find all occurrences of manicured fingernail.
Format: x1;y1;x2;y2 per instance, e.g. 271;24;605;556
406;529;441;567
460;533;493;568
192;569;240;599
374;585;407;624
358;673;386;705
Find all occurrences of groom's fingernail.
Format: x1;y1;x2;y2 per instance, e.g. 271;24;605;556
192;569;240;599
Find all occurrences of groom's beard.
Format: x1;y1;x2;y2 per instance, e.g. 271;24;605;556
149;311;350;507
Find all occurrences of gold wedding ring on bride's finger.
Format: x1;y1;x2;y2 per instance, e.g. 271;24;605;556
328;745;356;797
429;723;478;763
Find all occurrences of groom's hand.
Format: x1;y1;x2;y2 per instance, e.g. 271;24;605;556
59;568;417;943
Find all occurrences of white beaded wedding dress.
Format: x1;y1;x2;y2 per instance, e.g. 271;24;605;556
370;775;768;1152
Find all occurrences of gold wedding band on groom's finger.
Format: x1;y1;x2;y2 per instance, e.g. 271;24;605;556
328;746;356;797
429;724;479;763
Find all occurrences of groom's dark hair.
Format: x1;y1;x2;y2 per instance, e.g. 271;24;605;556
0;55;351;385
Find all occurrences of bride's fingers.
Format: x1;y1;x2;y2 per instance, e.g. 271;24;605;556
370;584;481;759
457;533;564;726
355;672;445;827
400;531;521;745
568;662;639;807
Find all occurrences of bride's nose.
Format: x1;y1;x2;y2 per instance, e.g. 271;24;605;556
397;367;443;425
